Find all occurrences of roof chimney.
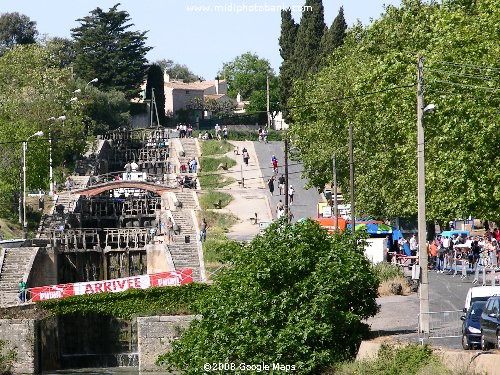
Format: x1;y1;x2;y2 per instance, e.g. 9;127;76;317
164;69;170;83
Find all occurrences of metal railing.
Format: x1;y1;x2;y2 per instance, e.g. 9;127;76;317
418;310;463;343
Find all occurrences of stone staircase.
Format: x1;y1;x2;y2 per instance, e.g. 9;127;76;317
71;175;90;190
175;191;198;210
178;138;199;170
169;209;200;281
0;247;39;306
37;192;79;238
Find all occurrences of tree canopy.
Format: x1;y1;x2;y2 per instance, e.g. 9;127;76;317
0;44;88;215
145;63;166;124
292;0;325;80
219;52;274;99
158;219;379;374
288;0;499;222
155;59;201;83
0;12;37;54
71;4;151;99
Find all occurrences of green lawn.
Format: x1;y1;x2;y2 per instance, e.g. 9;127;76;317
199;156;236;172
198;191;233;210
200;140;234;156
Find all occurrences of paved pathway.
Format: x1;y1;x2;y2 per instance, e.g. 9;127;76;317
253;141;321;222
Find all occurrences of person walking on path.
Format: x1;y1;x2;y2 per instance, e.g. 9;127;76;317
242;148;250;166
288;185;295;205
276;199;284;218
267;176;275;195
271;155;278;175
200;218;208;242
278;175;285;195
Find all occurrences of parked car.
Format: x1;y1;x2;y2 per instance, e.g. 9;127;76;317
461;300;486;350
480;296;500;350
463;286;500;312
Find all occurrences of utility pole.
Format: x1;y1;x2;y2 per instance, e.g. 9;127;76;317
332;154;338;230
349;122;355;232
284;135;289;221
417;55;429;334
266;74;270;129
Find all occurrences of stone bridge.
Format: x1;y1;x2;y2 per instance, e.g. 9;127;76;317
72;180;175;197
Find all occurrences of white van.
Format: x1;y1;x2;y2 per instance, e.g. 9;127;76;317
464;286;500;312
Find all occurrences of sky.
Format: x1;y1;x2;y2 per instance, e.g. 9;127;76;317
1;0;401;80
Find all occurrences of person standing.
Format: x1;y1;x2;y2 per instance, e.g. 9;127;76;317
222;126;228;140
18;279;27;303
200;218;208;242
267;176;275;195
288;185;295;205
278;175;285;195
166;217;174;243
271;155;278;175
410;233;418;257
130;160;139;172
124;162;132;180
242;148;250;166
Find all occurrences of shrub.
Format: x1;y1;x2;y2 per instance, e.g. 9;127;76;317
38;283;209;319
333;343;449;375
372;262;404;283
157;219;379;374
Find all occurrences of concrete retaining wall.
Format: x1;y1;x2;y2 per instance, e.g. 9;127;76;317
137;315;198;372
0;319;38;374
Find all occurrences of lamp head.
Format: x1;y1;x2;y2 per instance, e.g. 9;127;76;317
34;131;44;137
57;115;67;121
69;97;78;103
73;89;82;94
90;78;98;84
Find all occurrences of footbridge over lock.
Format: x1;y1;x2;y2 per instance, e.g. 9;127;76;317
73;179;176;197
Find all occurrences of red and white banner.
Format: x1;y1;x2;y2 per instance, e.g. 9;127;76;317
30;269;193;302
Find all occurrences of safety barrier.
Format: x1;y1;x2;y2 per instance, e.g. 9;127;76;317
418;310;463;343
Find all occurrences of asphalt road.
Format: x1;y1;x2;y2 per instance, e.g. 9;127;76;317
252;140;321;222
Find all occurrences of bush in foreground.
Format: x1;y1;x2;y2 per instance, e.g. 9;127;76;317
158;219;379;374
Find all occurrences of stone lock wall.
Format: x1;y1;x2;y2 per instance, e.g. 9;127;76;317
0;319;38;374
137;315;199;372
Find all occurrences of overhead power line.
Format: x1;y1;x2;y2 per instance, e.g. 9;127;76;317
426;79;499;93
433;60;500;72
426;68;500;82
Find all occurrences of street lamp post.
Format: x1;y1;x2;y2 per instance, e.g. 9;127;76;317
23;131;44;238
47;116;66;197
86;78;98;87
417;55;435;335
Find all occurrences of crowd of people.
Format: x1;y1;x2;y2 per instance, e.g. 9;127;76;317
176;123;193;138
392;229;500;279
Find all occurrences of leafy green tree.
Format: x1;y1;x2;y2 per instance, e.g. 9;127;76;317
246;74;280;120
71;4;151;99
320;6;347;66
158;220;379;374
42;36;76;68
278;8;299;119
289;0;499;222
145;63;166;124
0;44;87;215
293;0;325;79
155;59;202;82
219;52;273;99
82;88;130;135
0;12;37;54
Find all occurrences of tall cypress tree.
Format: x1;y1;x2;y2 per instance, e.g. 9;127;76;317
145;64;166;124
278;8;298;117
71;4;151;99
320;6;347;66
293;0;325;79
